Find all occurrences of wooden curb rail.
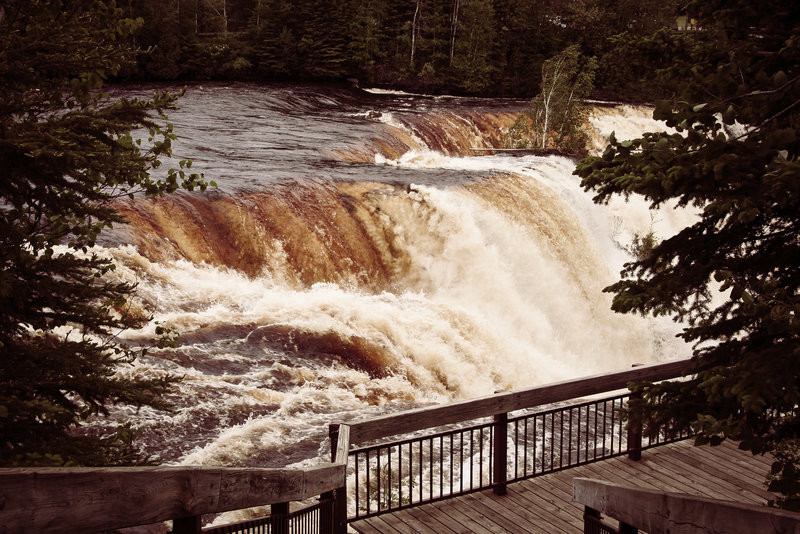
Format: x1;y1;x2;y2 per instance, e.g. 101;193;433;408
0;463;345;534
573;478;800;534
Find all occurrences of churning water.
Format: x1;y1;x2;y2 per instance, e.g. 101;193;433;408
94;83;692;468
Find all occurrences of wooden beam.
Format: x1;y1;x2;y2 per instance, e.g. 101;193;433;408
0;463;345;534
346;359;693;444
573;478;800;534
330;424;351;534
334;424;351;464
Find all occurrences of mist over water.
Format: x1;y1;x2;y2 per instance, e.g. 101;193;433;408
96;84;691;467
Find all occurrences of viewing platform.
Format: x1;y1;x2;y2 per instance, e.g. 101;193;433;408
4;359;799;534
350;438;775;533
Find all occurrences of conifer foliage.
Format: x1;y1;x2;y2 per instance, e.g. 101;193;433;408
574;0;800;509
0;1;209;466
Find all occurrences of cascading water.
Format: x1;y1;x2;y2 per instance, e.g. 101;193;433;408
92;84;692;469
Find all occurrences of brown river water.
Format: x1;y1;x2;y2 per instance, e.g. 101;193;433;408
86;83;692;470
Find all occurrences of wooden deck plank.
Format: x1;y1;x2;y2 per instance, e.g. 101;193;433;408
426;500;499;534
350;515;404;534
700;442;773;477
507;480;583;532
460;492;542;533
655;447;770;503
362;513;414;534
350;439;777;534
404;505;466;533
642;447;765;502
429;497;509;534
381;508;442;533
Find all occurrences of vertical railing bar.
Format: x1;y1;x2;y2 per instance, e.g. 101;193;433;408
418;438;423;502
354;452;360;518
376;448;382;511
583;403;589;463
560;409;565;468
409;441;415;505
480;427;485;489
449;432;454;496
622;396;627;454
602;399;608;458
439;435;444;499
386;447;392;510
396;445;402;509
589;402;594;461
429;437;434;501
623;396;629;454
576;405;581;464
521;418;526;478
514;419;519;479
531;415;536;475
365;450;371;515
549;412;554;472
610;399;617;454
408;442;414;504
568;407;574;466
469;428;474;491
488;425;492;487
620;397;626;454
460;431;464;494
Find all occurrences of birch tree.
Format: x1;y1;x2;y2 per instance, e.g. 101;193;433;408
449;0;460;67
410;0;423;66
506;45;597;153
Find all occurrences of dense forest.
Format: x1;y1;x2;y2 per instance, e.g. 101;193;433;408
121;0;683;98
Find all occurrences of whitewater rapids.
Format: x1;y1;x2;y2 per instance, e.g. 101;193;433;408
90;84;692;468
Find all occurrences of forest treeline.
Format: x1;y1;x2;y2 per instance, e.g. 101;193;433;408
123;0;683;99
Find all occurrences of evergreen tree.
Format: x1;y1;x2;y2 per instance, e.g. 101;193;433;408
574;0;800;508
0;0;209;466
450;0;496;93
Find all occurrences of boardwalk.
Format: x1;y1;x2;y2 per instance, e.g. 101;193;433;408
350;439;776;533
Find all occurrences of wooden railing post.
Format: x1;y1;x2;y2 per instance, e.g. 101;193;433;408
270;502;289;534
319;491;333;533
583;506;602;534
493;412;508;496
329;423;348;534
172;516;201;534
627;388;643;461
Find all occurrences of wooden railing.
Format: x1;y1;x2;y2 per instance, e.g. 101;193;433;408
340;359;694;522
573;478;800;533
0;359;693;533
0;463;346;534
342;359;692;444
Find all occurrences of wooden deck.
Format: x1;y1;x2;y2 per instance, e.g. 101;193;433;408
350;439;776;533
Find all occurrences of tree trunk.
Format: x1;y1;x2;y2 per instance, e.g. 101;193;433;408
411;0;422;66
449;0;460;67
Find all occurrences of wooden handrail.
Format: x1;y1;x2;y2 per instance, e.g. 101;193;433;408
345;358;693;444
0;463;345;534
573;478;800;533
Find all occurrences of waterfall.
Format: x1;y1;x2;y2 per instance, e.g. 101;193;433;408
90;85;692;467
